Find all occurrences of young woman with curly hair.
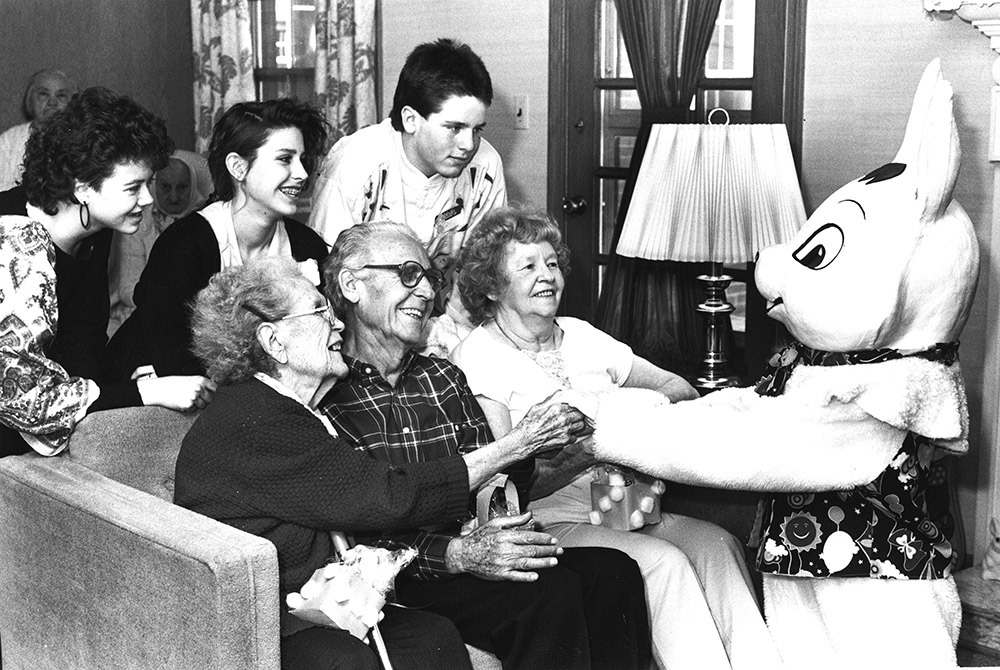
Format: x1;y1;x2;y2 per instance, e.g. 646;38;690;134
107;98;331;380
0;86;215;457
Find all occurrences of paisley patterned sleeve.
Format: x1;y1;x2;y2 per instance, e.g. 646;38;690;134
0;217;98;456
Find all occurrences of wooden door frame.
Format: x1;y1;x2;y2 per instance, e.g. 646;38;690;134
548;0;600;319
547;1;571;224
743;0;808;380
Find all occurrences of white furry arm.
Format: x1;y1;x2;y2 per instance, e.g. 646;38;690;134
591;387;906;492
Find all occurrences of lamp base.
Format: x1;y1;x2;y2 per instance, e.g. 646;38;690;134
694;371;742;393
693;265;741;394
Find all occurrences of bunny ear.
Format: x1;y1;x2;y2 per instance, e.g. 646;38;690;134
893;59;961;221
894;59;943;164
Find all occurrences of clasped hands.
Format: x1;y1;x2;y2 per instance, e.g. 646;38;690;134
446;393;599;582
446;511;562;582
511;390;594;460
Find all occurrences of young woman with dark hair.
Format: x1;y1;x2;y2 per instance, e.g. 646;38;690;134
0;86;215;457
107;98;331;380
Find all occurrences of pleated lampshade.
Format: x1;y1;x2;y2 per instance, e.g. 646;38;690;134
616;123;805;263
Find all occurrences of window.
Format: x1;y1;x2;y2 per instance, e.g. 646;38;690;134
699;0;756;125
594;0;757;300
249;0;317;101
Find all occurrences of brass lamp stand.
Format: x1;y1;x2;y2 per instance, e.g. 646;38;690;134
694;262;741;392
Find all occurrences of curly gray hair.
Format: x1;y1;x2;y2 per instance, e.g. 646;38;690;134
457;206;570;324
190;257;308;384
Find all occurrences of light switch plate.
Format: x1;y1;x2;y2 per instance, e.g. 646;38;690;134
514;95;529;130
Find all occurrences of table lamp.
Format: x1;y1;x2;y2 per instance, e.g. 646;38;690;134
615;117;805;391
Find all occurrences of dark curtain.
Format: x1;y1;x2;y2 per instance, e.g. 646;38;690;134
597;0;724;378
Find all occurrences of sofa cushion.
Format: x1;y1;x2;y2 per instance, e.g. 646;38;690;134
66;406;199;501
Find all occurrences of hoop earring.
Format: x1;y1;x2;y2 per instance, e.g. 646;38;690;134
79;202;90;230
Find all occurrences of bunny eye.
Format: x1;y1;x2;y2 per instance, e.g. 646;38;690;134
793;223;844;270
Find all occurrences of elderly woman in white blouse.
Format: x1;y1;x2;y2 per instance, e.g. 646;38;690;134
450;206;783;670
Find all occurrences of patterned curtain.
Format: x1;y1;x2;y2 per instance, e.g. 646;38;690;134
191;0;256;154
314;0;377;143
596;0;724;379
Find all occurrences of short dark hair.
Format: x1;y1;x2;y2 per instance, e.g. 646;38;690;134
207;98;330;202
322;220;423;317
457;207;571;324
389;38;493;132
21;86;173;215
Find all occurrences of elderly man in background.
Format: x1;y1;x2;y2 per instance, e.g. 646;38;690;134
319;220;652;670
0;68;77;190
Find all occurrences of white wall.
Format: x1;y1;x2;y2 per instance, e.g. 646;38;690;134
801;1;996;561
379;0;549;208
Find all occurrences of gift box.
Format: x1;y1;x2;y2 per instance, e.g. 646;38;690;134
589;465;665;531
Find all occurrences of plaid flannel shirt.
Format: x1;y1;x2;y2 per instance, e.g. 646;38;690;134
320;352;494;579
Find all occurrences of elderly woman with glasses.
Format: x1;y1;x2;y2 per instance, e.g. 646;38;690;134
173;256;481;670
450;206;783;670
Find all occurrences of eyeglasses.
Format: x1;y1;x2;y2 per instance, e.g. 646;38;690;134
362;261;445;291
242;302;334;324
279;303;334;323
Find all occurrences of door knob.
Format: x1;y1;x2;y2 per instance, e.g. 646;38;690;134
562;195;588;215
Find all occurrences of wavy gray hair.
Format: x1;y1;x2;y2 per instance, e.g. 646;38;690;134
457;206;570;324
190;257;308;384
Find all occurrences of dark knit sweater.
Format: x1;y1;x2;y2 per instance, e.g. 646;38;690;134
173;377;471;635
106;211;329;380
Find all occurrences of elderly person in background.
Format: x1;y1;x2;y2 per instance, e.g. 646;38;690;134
0;68;77;190
174;257;475;670
319;219;652;670
0;87;214;458
107;98;330;381
106;150;212;337
450;206;783;670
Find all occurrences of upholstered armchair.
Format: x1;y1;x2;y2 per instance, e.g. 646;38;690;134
0;407;498;669
0;407;279;669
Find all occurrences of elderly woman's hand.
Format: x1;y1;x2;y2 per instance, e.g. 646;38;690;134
137;374;217;412
508;394;588;459
445;512;562;581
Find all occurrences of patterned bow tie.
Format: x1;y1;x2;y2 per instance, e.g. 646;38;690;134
754;341;959;398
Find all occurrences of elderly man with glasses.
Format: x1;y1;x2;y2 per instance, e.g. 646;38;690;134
318;220;652;670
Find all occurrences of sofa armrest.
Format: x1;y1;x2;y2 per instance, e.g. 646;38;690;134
0;454;280;670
